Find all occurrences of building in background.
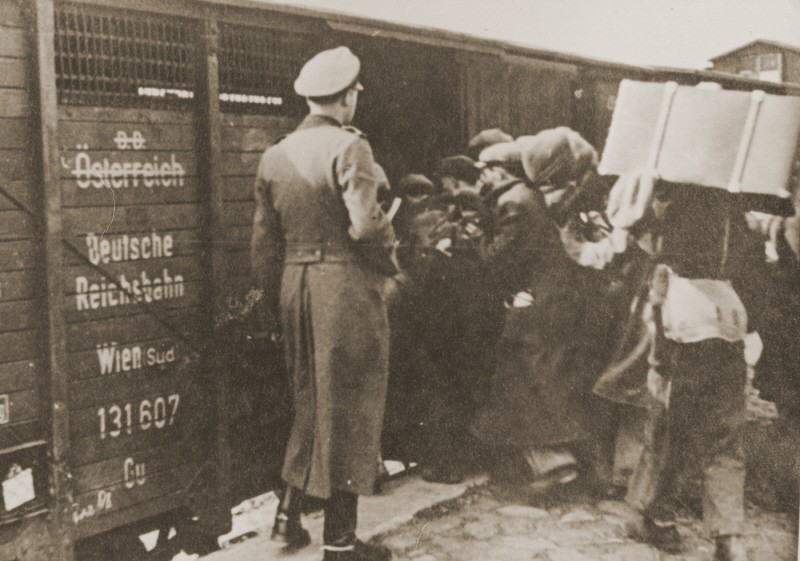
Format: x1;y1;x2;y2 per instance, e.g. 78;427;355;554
710;40;800;84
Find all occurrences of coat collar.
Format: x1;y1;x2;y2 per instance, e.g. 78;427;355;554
296;114;343;131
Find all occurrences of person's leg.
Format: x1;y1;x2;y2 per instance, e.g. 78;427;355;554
686;341;747;561
323;490;358;547
322;491;391;561
271;483;310;548
626;340;685;553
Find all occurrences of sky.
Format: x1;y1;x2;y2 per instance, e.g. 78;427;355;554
266;0;800;69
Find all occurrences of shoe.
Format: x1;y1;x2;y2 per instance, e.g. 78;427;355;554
629;516;681;554
322;539;392;561
714;535;748;561
528;465;579;493
270;513;311;550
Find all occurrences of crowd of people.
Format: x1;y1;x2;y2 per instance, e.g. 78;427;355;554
252;46;799;561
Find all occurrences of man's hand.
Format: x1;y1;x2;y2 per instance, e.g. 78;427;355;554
606;169;658;230
435;237;453;257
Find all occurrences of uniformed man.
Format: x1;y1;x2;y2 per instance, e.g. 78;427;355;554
251;46;395;561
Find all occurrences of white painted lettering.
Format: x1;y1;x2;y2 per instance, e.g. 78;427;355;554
76;277;90;310
83;232;174;265
123;458;146;489
69;138;186;190
75;268;185;310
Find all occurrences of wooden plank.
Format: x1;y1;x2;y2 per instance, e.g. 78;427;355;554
0;269;37;301
0;300;40;332
70;462;198;533
62;204;203;236
221;125;286;153
222;241;248;255
0;89;31;118
62;281;202;324
69;370;189;414
224;225;252;245
64;229;201;266
71;489;188;540
58;149;196;181
0;240;36;271
223;176;255;202
0;360;40;393
64;254;205;289
65;308;203;352
60;177;203;207
0;119;33;150
224;275;253;300
0;389;40;425
0;209;34;240
220;113;296;130
0;27;27;59
59;121;196;152
0;57;27;88
0;149;35;181
0;1;24;28
221;151;261;177
68;338;185;382
0;330;38;364
196;17;233;535
72;440;193;494
226;251;250;278
0;420;41;450
224;201;255;227
59;106;193;125
0;179;36;212
34;0;74;556
69;417;189;467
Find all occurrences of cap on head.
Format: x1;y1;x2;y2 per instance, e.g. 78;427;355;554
518;127;596;187
478;141;521;165
467;129;514;160
294;46;363;98
397;174;436;198
437;155;481;184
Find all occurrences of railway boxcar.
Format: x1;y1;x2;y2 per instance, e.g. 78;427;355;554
0;1;796;559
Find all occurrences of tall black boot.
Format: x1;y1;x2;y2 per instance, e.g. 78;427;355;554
271;485;311;549
322;491;391;561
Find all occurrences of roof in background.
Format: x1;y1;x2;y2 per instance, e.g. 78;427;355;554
711;39;800;61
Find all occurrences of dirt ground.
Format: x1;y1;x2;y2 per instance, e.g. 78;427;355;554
374;480;798;561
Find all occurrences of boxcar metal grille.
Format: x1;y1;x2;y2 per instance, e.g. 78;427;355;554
54;2;195;108
219;24;317;115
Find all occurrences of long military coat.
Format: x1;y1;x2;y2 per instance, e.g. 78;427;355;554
251;114;396;499
471;181;611;448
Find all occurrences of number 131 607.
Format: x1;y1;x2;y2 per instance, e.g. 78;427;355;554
97;394;180;439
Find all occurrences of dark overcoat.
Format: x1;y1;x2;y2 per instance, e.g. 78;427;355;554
251;114;396;499
471;181;611;448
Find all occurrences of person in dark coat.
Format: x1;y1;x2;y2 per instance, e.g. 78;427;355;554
251;46;395;561
383;167;498;484
469;140;604;489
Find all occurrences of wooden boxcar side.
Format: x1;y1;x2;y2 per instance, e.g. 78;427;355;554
0;0;50;539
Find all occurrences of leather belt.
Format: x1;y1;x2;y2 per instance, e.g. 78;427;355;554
283;243;352;264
